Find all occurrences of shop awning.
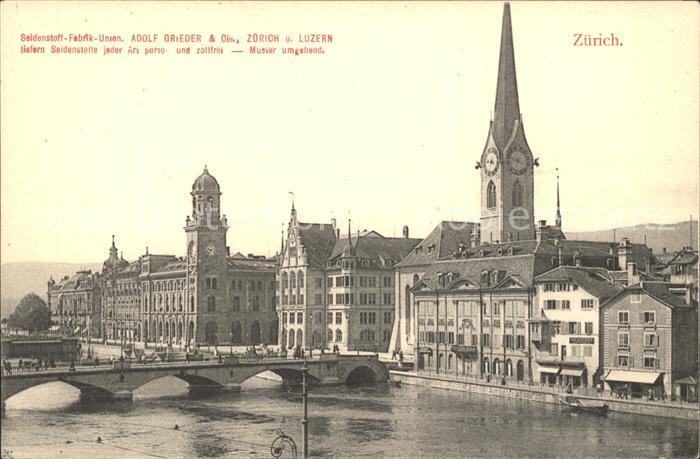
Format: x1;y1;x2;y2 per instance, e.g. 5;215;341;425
538;365;560;375
560;368;584;377
605;370;662;385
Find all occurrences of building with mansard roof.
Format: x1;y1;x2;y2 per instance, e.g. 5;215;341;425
48;270;101;338
391;3;658;384
50;167;277;349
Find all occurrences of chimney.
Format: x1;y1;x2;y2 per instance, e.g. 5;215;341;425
618;237;632;271
555;238;563;266
403;225;409;239
470;224;481;248
627;262;638;285
573;251;581;267
536;220;547;242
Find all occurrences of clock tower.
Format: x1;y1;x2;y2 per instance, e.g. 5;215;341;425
185;166;229;343
478;3;535;244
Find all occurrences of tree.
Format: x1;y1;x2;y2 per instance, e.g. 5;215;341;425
7;293;51;333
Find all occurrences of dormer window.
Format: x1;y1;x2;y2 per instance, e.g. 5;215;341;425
428;244;435;254
507;247;514;256
497;248;503;256
480;270;490;285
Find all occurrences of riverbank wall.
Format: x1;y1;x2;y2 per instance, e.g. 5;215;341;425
390;371;699;421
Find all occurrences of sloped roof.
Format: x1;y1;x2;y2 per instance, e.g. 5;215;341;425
296;223;337;269
417;254;541;291
396;221;475;267
227;256;276;271
534;266;623;302
603;282;696;309
330;233;421;263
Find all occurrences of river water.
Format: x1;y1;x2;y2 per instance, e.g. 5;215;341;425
2;375;698;458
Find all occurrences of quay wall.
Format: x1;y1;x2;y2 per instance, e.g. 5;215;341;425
390;371;699;421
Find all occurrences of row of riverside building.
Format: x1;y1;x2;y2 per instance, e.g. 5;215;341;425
47;3;697;401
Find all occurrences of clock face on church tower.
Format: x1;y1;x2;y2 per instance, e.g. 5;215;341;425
508;148;528;175
483;148;499;176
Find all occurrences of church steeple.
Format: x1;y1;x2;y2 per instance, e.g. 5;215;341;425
556;168;562;229
478;2;535;245
492;2;520;151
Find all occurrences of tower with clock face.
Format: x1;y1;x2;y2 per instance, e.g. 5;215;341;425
478;3;535;244
185;166;229;342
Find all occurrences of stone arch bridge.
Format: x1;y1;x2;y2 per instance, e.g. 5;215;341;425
1;355;388;409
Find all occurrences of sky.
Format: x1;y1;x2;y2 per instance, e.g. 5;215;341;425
1;1;698;264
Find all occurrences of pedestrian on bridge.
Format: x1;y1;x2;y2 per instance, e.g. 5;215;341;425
2;359;11;375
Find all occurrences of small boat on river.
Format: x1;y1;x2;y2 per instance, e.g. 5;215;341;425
559;395;609;416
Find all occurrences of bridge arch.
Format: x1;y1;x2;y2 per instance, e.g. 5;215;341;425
344;365;379;386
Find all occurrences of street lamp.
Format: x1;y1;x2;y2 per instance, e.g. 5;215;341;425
301;358;309;459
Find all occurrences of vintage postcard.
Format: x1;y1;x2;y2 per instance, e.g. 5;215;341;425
1;1;698;458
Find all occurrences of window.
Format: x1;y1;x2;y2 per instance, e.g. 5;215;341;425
552;321;561;335
482;333;491;347
383;329;391;342
289;313;295;324
512;181;523;207
207;296;216;312
328;294;333;305
328;277;334;288
504;335;514;349
492;302;500;315
383;311;392;324
545;300;557;310
644;333;657;347
315;278;322;288
585;322;593;334
630;294;641;303
383;293;392;305
618;332;629;347
557;283;570;292
618;311;629;325
550;343;558;356
515;335;525;350
252;296;260;311
487;181;497;208
644;357;656;369
335;312;342;325
282;312;287;324
617;355;629;366
544;283;555;292
360;330;375;342
297;312;303;324
581;299;594;309
437;331;445;344
383;276;392;288
335;329;343;342
643;311;655;324
583;346;592;357
568;322;580;334
447;332;455;344
232;297;240;312
561;300;570;310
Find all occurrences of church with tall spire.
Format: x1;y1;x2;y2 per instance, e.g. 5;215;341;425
478;2;535;244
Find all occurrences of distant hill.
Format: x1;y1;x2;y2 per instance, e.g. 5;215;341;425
0;262;101;318
567;220;697;255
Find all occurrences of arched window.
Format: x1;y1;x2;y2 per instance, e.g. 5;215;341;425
327;328;334;342
493;358;500;375
483;357;490;374
512;181;523;207
298;271;305;288
487;181;497;209
296;329;303;347
207;296;216;312
189;295;194;312
282;272;288;289
230;320;242;344
252;296;259;311
335;329;343;342
290;272;297;289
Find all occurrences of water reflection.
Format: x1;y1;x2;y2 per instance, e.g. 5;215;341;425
2;378;698;458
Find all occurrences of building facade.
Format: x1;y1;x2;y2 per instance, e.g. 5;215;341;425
50;167;277;348
277;206;419;352
530;266;622;388
47;270;101;338
601;282;697;399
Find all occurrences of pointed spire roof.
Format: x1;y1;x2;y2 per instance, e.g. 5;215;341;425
556;168;562;228
492;2;521;151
